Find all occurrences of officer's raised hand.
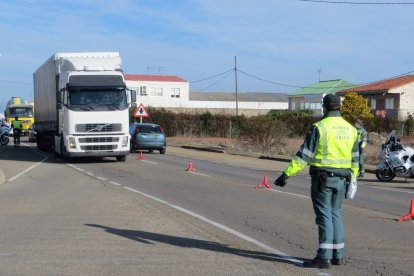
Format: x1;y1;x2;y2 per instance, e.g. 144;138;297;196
274;172;289;187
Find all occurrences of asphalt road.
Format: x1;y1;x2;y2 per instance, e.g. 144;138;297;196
0;137;413;276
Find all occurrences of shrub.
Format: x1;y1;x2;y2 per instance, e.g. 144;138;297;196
404;115;414;136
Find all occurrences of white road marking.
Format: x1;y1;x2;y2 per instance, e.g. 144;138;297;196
97;177;107;181
76;168;85;172
85;172;95;177
8;156;48;182
66;164;76;168
109;181;121;186
268;188;310;199
368;185;414;194
141;160;158;164
187;171;211;177
122;186;322;273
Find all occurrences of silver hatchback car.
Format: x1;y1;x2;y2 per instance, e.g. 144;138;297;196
129;123;166;154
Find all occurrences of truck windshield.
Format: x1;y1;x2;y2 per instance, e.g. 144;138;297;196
68;89;127;110
9;107;34;117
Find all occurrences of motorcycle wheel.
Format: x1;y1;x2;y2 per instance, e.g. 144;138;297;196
0;135;9;145
376;167;395;182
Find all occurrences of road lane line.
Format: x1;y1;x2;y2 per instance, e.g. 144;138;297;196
141;160;158;164
109;181;121;186
8;156;49;182
187;171;211;177
76;168;85;172
368;185;414;194
122;186;325;274
97;177;107;181
85;172;95;177
268;188;310;199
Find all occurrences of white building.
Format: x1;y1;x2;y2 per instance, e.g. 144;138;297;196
125;74;288;115
125;74;189;108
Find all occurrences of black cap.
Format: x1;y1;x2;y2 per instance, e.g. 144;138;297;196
323;94;341;111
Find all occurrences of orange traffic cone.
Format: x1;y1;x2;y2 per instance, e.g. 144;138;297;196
186;160;196;172
256;173;271;189
136;151;145;160
398;199;414;221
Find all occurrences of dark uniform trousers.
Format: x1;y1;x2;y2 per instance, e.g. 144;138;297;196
311;174;346;260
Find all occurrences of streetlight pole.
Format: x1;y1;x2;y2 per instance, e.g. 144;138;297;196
234;56;239;117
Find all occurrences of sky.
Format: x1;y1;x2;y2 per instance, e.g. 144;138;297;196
1;0;414;112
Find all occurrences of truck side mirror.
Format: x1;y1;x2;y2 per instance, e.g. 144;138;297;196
131;90;137;103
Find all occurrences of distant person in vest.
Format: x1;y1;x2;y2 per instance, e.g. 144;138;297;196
273;94;359;269
355;119;368;177
12;116;22;148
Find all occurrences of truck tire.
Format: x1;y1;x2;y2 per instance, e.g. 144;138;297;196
60;141;71;162
116;156;126;162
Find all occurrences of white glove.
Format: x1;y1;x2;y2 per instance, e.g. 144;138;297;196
346;179;357;199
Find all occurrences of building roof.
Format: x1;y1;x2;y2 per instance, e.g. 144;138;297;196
288;79;356;96
124;74;187;82
189;92;288;102
337;75;414;95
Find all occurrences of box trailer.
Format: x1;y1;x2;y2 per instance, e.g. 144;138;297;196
34;52;136;161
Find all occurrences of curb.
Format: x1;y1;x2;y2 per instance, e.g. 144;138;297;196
180;145;225;153
177;145;377;175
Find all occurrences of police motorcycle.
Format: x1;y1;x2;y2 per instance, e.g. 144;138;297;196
375;130;414;182
0;120;11;146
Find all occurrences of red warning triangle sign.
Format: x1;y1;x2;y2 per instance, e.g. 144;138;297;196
133;103;150;118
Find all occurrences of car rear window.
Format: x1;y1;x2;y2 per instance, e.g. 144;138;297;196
139;125;162;133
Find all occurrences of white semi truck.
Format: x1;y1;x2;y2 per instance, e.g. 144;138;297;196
34;52;136;161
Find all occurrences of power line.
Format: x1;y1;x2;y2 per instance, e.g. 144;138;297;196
237;68;414;90
195;70;234;92
189;68;234;84
298;0;414;4
188;64;414;91
237;69;303;88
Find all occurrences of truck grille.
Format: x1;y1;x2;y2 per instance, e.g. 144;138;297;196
78;137;120;143
76;123;122;133
80;145;118;151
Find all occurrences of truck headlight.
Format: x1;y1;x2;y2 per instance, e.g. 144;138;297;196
122;136;128;147
69;137;76;149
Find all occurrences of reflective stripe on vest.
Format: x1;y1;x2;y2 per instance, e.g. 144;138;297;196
309;117;357;168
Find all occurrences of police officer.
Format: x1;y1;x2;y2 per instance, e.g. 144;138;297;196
12;116;22;148
355;119;368;177
274;94;359;269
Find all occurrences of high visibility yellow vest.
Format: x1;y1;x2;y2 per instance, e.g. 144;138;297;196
309;117;358;169
12;120;22;129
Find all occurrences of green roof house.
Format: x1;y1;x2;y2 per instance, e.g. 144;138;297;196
288;79;356;115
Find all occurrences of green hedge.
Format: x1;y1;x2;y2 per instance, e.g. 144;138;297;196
129;107;400;138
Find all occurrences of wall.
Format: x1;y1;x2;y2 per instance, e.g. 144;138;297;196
126;80;189;108
390;82;414;120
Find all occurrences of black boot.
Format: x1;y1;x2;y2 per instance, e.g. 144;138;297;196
332;258;343;265
303;257;331;269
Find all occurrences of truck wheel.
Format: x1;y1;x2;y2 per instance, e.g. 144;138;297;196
60;142;71;162
160;148;166;154
116;156;126;162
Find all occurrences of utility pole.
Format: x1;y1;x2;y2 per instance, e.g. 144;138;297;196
234;56;239;116
318;68;322;82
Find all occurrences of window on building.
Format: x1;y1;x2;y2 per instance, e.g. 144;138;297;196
385;98;394;109
171;88;180;98
371;99;376;109
150;87;163;96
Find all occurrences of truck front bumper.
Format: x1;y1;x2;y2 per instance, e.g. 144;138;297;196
66;150;130;158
